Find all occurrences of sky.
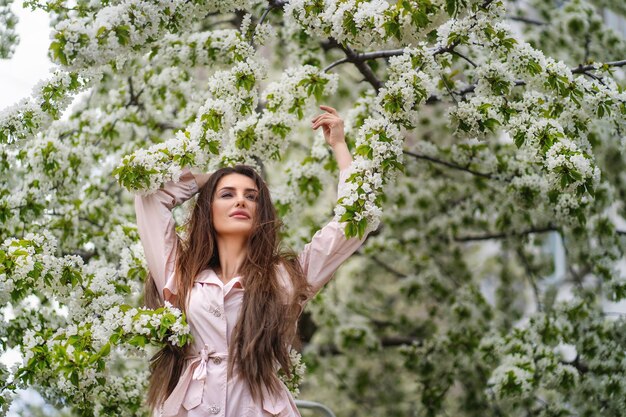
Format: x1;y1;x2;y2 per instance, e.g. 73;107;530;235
0;5;54;110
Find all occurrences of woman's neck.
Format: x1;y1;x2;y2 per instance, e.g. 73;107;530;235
215;234;247;283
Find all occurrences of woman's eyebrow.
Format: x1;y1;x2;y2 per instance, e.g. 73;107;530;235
218;186;258;192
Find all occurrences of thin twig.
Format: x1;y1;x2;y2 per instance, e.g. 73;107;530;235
572;59;626;73
258;6;272;26
515;247;543;312
404;150;494;179
454;226;557;242
371;255;406;279
440;74;459;104
451;49;478;67
323;48;406;72
506;15;546;25
583;33;591;64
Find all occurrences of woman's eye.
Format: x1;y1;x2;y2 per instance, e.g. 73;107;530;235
220;192;255;200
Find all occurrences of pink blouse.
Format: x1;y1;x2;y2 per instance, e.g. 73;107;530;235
135;166;368;417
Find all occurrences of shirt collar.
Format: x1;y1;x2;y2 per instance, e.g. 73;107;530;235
195;268;244;290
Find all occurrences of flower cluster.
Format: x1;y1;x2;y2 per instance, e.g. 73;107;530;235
114;130;205;193
15;302;191;413
116;63;339;195
335;117;403;238
0;232;83;306
285;0;459;47
47;0;255;69
252;65;338;161
154;29;254;69
510;0;626;65
272;132;336;229
277;348;307;398
0;230;192;413
376;45;437;127
0;69;96;144
115;54;267;192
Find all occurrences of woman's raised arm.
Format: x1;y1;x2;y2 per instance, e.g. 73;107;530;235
134;168;198;303
300;105;371;296
298;166;370;296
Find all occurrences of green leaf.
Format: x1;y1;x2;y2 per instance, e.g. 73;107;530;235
514;132;525;148
445;0;458;16
270;123;290;139
128;335;147;348
356;144;373;158
343;12;358;36
114;25;131;46
235;72;256;91
339;210;354;222
202;110;223;132
345;222;357;238
383;16;401;40
49;35;68;65
357;218;367;239
235;125;256;150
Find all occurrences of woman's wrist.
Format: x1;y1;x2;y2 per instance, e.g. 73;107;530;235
331;141;352;171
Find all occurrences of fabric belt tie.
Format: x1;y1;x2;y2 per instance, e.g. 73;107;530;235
161;344;225;416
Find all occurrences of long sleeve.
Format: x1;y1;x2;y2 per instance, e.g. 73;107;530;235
298;165;371;297
134;168;198;303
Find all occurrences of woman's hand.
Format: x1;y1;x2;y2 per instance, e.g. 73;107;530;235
311;105;352;171
311;105;346;148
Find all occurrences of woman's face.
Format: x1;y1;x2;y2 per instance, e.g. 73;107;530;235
211;173;258;238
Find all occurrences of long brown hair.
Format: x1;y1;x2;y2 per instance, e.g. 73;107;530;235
144;165;311;410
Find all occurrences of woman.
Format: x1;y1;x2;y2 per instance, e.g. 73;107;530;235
135;106;370;417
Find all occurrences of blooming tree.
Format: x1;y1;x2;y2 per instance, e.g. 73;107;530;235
1;0;626;415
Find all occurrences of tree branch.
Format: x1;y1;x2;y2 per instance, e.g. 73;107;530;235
126;76;144;109
257;0;286;29
506;15;546;25
404;150;495;180
370;254;406;278
451;49;477;68
318;336;422;355
453;225;557;242
515;247;543;312
338;43;383;91
440;74;459;104
324;48;405;72
572;59;626;74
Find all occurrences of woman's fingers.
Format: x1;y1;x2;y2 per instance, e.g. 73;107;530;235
311;114;334;124
312;116;339;130
311;115;335;128
311;113;334;124
312;105;339;122
311;106;342;138
319;105;338;115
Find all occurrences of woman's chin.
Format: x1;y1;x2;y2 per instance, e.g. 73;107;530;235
215;227;253;237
